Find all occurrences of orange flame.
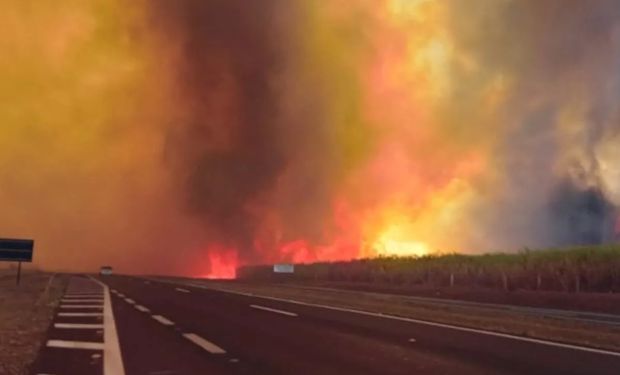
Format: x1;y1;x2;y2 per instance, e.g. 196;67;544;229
201;245;238;279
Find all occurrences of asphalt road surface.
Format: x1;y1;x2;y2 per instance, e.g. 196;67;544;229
32;275;620;375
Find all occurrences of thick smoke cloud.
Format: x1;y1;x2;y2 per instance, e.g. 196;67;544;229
147;0;373;263
1;0;618;274
443;0;620;249
150;0;288;259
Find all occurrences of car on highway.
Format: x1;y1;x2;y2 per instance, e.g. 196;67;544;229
100;265;113;276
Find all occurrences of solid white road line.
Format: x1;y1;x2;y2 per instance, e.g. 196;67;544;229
89;277;126;375
152;315;174;326
250;304;298;317
135;305;150;313
54;323;104;329
175;288;190;293
47;340;104;350
60;305;103;309
124;298;135;304
61;299;104;303
64;294;103;298
183;333;226;354
178;282;620;359
58;312;103;317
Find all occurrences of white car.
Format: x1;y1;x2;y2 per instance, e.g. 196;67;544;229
100;266;113;276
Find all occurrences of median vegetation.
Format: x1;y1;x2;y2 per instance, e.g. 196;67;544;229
237;245;620;293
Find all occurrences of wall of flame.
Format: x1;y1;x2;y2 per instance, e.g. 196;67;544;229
1;0;618;277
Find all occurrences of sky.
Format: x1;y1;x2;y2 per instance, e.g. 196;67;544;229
1;0;619;276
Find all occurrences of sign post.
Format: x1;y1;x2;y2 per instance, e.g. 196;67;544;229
0;238;34;286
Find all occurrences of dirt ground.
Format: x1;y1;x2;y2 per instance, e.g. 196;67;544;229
0;271;66;375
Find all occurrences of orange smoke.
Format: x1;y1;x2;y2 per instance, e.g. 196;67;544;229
2;0;618;277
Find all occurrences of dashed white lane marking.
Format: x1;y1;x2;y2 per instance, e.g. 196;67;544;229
47;340;105;350
54;323;104;329
199;284;620;359
125;298;135;304
175;288;190;293
183;333;226;354
135;305;150;313
409;338;417;343
250;304;298;317
58;312;103;317
60;305;103;309
89;277;126;375
152;315;174;326
118;293;125;298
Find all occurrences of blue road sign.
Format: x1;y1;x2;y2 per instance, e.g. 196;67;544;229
0;238;34;262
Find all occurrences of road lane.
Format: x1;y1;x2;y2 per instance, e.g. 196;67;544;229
99;275;620;375
103;276;487;374
107;286;240;375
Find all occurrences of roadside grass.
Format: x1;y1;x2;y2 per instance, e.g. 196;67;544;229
0;272;66;375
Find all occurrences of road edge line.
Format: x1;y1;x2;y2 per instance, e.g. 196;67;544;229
89;276;126;375
144;277;620;359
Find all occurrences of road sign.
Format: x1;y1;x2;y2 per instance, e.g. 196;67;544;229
273;264;294;273
0;238;34;285
0;238;34;262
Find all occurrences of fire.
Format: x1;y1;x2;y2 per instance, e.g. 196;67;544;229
371;218;431;257
4;0;617;276
201;247;238;280
374;238;430;257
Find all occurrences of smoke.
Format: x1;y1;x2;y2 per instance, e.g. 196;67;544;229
447;0;620;250
150;0;288;258
1;0;619;274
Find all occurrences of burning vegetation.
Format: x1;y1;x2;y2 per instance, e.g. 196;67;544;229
0;0;618;275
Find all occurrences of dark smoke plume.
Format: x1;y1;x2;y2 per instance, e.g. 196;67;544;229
151;0;289;258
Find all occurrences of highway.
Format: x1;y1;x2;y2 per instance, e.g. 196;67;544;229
269;283;620;327
32;275;620;375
